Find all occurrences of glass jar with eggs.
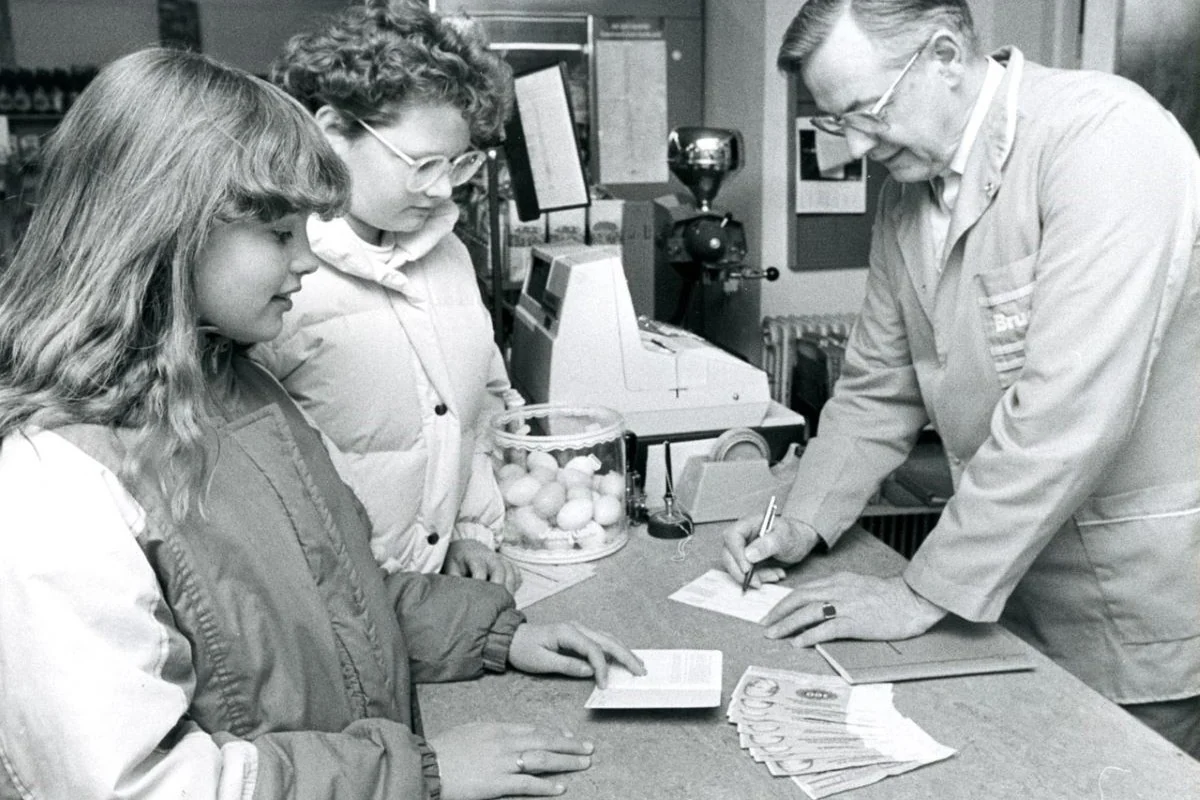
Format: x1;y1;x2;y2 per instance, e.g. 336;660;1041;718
490;404;629;564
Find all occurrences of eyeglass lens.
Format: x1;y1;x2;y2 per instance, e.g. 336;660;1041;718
409;151;486;191
811;38;927;137
812;112;888;137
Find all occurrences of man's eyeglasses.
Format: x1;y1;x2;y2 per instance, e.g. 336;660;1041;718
353;116;487;192
810;39;929;137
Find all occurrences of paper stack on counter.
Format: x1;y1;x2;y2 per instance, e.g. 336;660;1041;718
728;666;955;798
512;562;597;609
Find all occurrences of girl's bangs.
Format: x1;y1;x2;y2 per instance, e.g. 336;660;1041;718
222;101;350;223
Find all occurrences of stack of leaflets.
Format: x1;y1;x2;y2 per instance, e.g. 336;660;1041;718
512;562;596;609
728;666;955;798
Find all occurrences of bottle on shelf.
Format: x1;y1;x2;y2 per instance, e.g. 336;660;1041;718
11;68;32;113
0;70;13;114
31;69;53;114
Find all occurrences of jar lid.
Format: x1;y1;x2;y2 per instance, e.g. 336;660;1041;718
491;403;624;451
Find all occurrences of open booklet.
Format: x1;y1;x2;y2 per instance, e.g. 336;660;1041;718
585;649;723;709
816;616;1035;684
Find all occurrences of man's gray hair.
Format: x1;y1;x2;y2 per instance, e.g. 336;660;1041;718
777;0;979;73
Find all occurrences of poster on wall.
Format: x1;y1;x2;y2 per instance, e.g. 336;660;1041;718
158;0;202;52
595;17;669;185
794;117;866;214
505;63;590;221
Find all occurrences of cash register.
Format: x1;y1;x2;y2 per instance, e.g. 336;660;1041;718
510;242;786;438
507;125;803;515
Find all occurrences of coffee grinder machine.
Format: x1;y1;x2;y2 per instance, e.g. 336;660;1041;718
626;127;778;340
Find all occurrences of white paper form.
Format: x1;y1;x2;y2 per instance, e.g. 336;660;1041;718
514;67;590;211
513;563;596;610
669;568;791;623
595;25;669;185
585;649;723;709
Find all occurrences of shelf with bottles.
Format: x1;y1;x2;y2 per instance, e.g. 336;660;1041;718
1;65;99;173
0;67;98;263
0;66;98;118
2;114;61;259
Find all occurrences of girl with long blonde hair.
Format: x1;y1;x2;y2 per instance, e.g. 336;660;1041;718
0;47;640;800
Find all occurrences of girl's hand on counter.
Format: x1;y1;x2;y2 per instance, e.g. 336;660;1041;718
444;539;523;594
431;721;593;799
508;622;645;688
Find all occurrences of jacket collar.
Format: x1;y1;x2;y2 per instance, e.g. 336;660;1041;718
945;47;1023;249
306;200;460;293
892;47;1025;319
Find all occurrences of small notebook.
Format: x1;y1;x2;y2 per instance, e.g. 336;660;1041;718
584;649;723;709
815;616;1035;684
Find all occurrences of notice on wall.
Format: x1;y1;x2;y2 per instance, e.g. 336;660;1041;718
795;117;867;214
512;65;590;215
595;17;669;185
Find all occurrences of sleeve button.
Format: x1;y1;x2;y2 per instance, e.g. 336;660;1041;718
434;403;448;416
426;532;440;545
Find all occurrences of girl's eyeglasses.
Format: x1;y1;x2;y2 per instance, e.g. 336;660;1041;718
810;38;930;137
353;116;487;192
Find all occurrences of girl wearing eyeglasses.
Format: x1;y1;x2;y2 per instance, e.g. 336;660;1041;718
255;0;524;591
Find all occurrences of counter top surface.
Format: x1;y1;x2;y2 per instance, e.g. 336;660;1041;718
419;524;1200;799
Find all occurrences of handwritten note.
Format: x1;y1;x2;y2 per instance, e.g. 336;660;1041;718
668;569;791;623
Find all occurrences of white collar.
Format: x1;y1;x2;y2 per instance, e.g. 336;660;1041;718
947;58;1006;178
306;200;460;288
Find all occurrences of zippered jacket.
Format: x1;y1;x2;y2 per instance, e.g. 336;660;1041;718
252;203;520;574
0;358;523;798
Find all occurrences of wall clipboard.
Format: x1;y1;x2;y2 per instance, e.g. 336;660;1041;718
505;62;590;222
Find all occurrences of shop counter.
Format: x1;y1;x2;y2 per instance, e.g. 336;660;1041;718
420;524;1200;799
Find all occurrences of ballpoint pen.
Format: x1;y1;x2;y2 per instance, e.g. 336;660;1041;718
741;494;777;594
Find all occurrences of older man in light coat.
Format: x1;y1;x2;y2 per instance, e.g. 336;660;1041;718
724;0;1200;757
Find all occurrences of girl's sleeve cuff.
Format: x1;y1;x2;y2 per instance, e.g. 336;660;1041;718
482;607;526;672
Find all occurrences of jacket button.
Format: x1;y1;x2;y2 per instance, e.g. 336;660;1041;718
427;532;440;545
434;403;448;416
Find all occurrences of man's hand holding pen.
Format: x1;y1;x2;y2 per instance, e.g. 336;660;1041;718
721;511;824;590
740;496;777;594
722;511;947;647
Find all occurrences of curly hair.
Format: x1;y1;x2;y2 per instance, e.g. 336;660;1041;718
0;48;349;519
272;0;513;144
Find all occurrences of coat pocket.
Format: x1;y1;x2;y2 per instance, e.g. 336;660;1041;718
1074;481;1200;644
975;253;1036;389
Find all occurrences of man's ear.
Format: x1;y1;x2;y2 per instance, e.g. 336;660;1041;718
313;105;352;156
929;29;966;86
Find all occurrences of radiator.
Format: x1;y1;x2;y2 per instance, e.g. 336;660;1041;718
763;313;943;558
859;507;940;559
761;314;857;405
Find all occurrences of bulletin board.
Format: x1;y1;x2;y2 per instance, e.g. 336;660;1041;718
791;95;887;272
